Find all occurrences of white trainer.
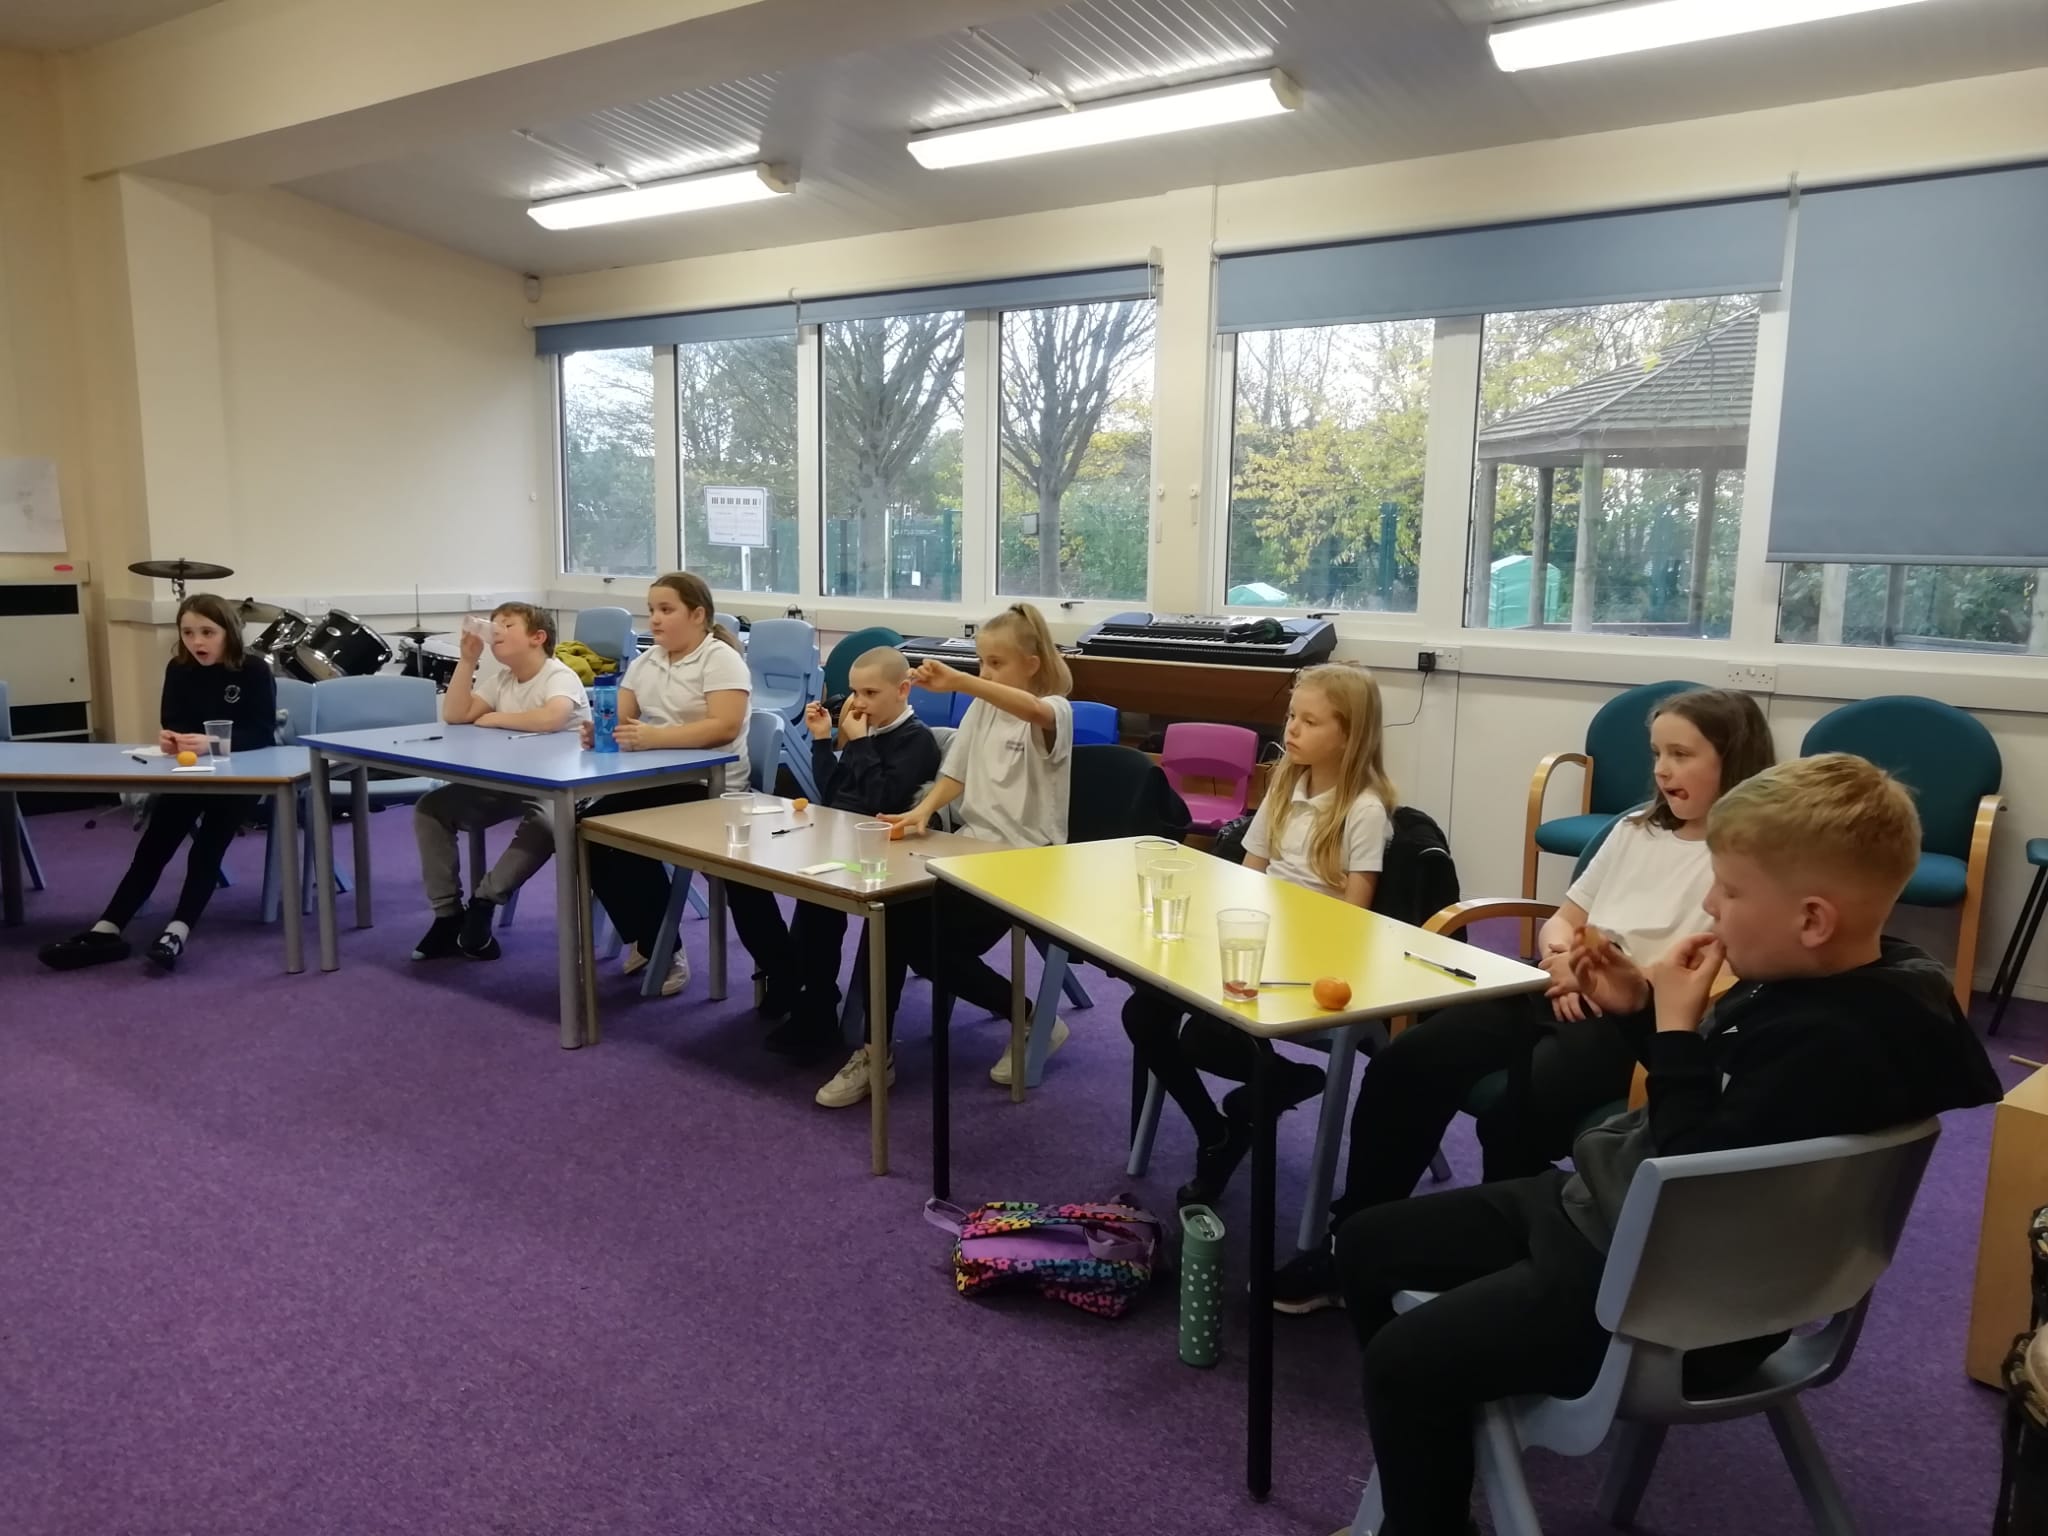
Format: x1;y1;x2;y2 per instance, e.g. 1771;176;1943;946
816;1046;895;1108
989;1016;1069;1085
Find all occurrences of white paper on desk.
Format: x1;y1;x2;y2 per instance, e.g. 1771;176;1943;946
0;458;64;553
128;745;168;758
170;764;218;775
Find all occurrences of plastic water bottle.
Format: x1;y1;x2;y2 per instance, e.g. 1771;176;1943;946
591;680;619;753
1179;1204;1226;1367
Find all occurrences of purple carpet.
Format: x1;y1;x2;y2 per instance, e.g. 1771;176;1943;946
0;806;2027;1534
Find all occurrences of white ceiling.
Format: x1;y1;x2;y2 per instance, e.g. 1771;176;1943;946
0;0;218;53
286;0;2048;277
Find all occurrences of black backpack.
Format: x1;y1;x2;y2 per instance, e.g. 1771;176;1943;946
1207;802;1457;929
1068;745;1192;844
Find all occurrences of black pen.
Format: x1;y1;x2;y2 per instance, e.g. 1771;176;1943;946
1404;951;1476;982
398;734;443;743
771;824;809;837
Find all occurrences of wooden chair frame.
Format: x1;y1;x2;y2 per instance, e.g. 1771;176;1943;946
1954;793;2005;1012
1523;753;1591;957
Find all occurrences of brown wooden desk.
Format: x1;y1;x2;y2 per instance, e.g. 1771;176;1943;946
1969;1064;2048;1385
578;798;992;1175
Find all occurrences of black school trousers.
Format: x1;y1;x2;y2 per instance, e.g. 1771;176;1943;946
1333;992;1644;1224
102;794;258;931
863;891;1018;1044
1337;1174;1610;1535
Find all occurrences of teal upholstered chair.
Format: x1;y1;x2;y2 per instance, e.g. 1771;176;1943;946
1801;696;2003;1011
1523;680;1703;954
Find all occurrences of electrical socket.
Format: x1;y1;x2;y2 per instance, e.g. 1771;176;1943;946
1432;647;1459;672
1726;664;1776;691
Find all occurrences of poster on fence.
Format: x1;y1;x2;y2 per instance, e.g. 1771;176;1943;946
705;486;769;548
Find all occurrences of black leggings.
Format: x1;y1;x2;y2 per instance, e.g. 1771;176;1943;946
1334;992;1644;1223
1121;984;1325;1144
583;783;790;973
867;893;1019;1044
102;795;257;932
1337;1174;1611;1534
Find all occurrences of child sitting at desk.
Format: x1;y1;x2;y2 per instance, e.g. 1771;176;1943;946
39;593;276;975
411;602;590;963
1333;754;1999;1536
763;647;941;1064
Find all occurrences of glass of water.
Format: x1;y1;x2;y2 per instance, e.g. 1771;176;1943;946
204;718;233;759
1217;908;1270;1001
855;821;892;884
1133;837;1178;916
721;790;755;852
1145;858;1194;941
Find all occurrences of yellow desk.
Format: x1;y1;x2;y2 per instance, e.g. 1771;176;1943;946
925;837;1550;1500
580;798;992;1175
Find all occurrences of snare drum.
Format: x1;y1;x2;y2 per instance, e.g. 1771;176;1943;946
413;633;462;690
251;610;317;680
294;609;393;681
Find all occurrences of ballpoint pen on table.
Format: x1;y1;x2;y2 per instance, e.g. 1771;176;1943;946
771;825;810;837
1403;951;1477;982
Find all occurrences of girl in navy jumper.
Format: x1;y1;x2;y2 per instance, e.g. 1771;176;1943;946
38;594;276;973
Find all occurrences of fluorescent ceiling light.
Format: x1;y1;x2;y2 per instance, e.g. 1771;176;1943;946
908;69;1298;170
1489;0;1936;72
527;164;792;230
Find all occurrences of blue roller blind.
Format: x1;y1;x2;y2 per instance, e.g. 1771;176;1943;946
534;303;796;356
1769;163;2048;566
1216;197;1787;332
796;265;1154;325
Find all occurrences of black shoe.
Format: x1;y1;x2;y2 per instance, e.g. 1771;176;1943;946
146;930;185;972
1272;1242;1344;1315
457;899;502;960
412;912;464;961
756;972;803;1023
1176;1120;1254;1208
765;1007;844;1061
1219;1058;1328;1122
38;928;131;971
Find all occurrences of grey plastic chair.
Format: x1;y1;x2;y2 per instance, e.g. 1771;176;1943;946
0;681;46;893
309;675;441;806
572;606;634;667
1350;1119;1941;1536
744;617;818;722
258;676;350;921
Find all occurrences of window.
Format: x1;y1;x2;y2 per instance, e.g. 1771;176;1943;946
821;314;965;603
1468;298;1758;639
1777;563;2047;654
677;336;798;593
1225;321;1431;612
997;300;1155;601
560;347;657;577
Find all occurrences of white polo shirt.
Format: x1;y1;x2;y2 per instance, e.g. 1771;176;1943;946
622;635;751;784
474;656;591;726
1243;782;1391;898
940;694;1073;846
1564;816;1714;966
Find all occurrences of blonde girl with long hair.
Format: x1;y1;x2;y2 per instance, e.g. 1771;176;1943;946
1124;663;1399;1206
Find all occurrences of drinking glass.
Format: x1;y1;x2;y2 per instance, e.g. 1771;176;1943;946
1145;858;1194;941
1133;837;1178;916
855;821;891;884
204;719;233;758
1217;908;1270;1001
721;790;754;852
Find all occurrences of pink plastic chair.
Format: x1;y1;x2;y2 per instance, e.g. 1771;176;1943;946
1159;722;1259;833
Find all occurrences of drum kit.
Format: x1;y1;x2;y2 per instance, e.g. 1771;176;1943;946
131;557;398;684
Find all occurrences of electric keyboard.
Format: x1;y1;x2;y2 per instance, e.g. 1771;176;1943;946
1075;611;1337;668
898;634;983;674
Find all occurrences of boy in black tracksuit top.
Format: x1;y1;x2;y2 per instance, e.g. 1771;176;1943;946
1336;753;2000;1536
764;646;941;1058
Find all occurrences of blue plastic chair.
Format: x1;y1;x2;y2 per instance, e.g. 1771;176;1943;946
1802;695;2004;1011
948;692;973;727
747;706;820;803
1352;1120;1939;1536
821;626;904;702
744;618;818;722
257;676;350;922
0;681;45;893
908;686;953;726
308;676;441;803
1524;680;1704;904
1071;700;1119;746
572;606;634;665
716;614;744;649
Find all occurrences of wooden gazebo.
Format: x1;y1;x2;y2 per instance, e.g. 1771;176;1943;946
1470;309;1757;634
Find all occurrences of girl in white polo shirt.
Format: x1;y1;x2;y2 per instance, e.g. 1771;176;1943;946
812;603;1074;1106
1123;662;1397;1206
581;570;791;1000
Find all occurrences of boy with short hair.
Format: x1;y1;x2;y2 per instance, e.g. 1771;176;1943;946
1336;753;1998;1536
763;647;940;1074
412;603;591;962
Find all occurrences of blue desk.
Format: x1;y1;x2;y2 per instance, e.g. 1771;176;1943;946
0;742;315;971
297;724;737;1047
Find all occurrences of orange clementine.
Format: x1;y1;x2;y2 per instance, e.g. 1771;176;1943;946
1312;976;1352;1010
888;821;907;841
175;750;198;767
790;797;809;813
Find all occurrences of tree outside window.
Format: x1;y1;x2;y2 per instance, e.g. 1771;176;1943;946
561;347;656;577
677;336;798;593
997;299;1155;602
1777;562;2047;654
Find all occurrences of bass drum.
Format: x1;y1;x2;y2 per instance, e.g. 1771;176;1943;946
411;633;462;691
252;610;318;681
294;609;393;681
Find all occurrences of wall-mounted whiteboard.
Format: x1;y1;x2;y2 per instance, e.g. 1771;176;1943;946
0;458;64;553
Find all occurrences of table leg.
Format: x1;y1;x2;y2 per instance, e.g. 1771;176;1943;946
707;876;728;1001
278;786;304;974
0;789;22;927
552;788;582;1050
868;902;890;1177
1247;1041;1277;1500
578;829;600;1045
310;751;338;972
1009;925;1027;1106
350;769;372;928
931;926;953;1202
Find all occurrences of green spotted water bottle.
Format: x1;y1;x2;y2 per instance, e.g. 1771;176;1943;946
1179;1204;1226;1368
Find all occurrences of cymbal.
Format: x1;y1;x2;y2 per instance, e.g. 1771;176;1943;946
236;597;288;624
129;558;233;583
